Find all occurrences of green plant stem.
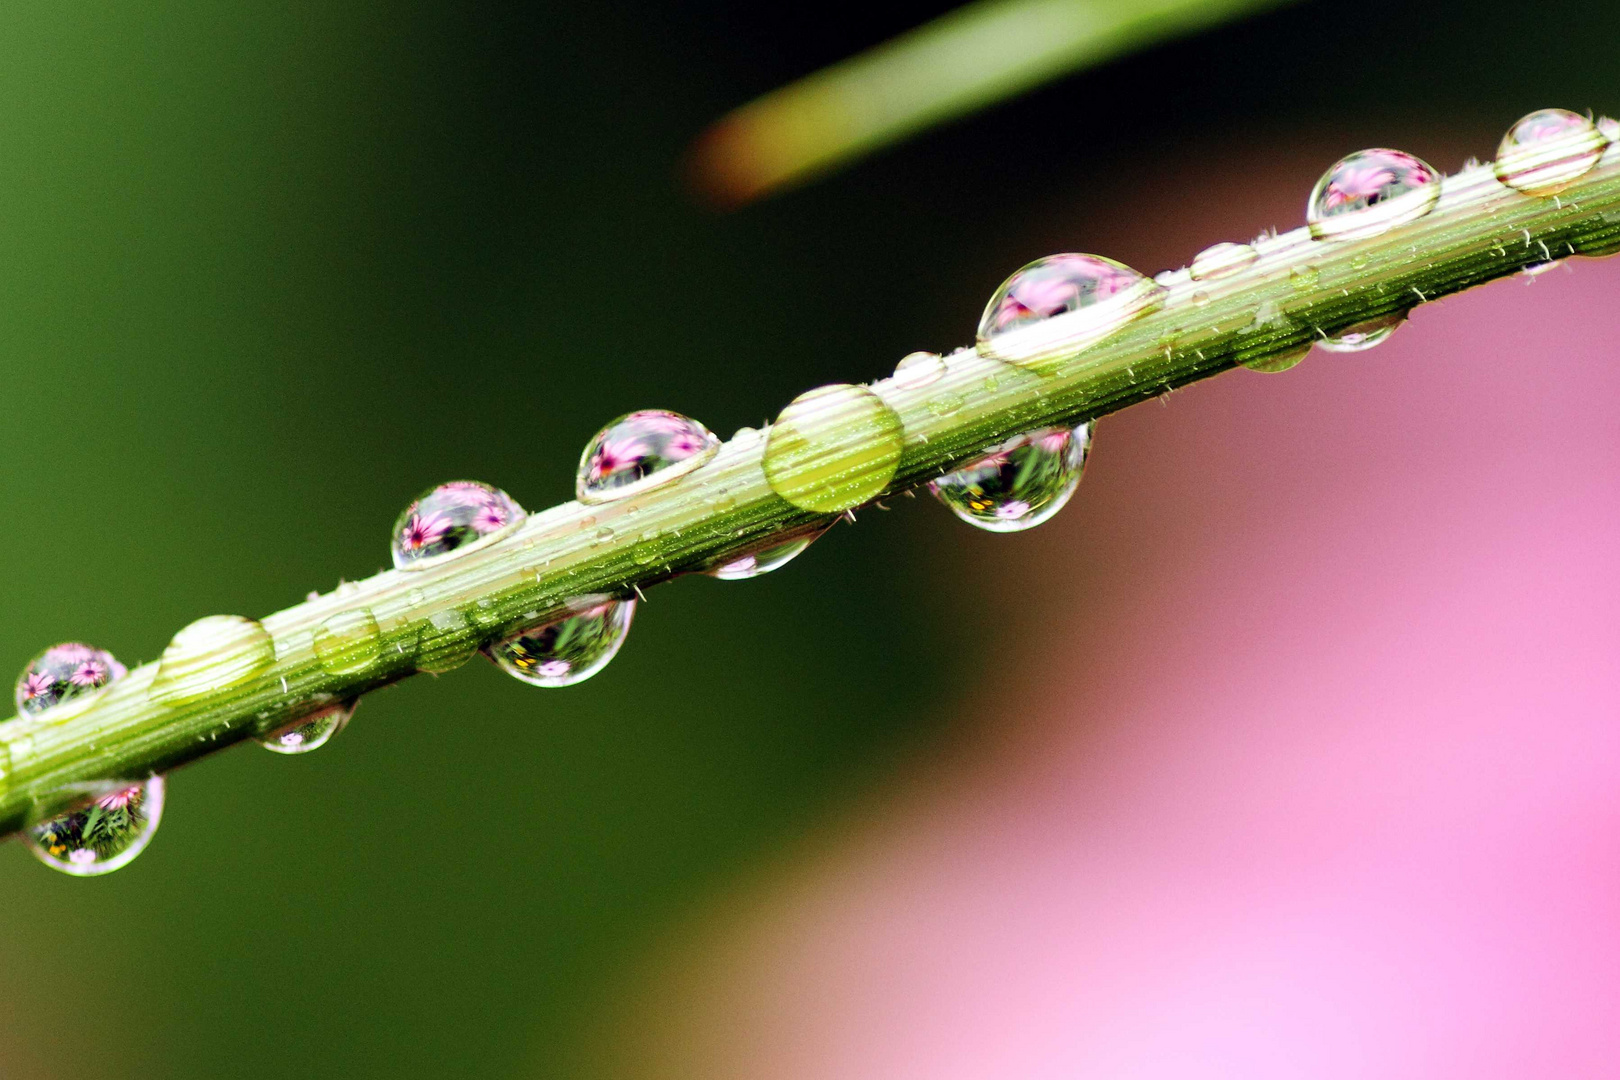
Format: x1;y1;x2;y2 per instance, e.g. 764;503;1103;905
4;150;1620;836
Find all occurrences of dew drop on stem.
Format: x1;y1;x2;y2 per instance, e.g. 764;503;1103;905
26;776;165;877
1495;108;1609;197
929;424;1092;533
15;643;126;718
1317;312;1405;352
576;410;720;504
258;701;355;755
485;598;635;687
1307;149;1441;241
392;481;525;570
976;254;1166;369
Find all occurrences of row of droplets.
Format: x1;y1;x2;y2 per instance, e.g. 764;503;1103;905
8;108;1607;877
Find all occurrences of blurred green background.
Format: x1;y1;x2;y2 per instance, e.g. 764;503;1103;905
1;1;1615;1076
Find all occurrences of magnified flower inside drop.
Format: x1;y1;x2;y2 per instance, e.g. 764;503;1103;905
1307;148;1441;240
14;642;127;716
576;410;720;503
391;481;525;569
25;776;166;877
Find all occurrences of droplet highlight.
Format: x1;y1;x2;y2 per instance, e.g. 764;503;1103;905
259;701;354;755
977;254;1165;368
576;410;720;504
15;643;127;718
26;776;165;877
1242;344;1310;373
151;615;276;706
1317;313;1404;353
892;351;946;389
1307;149;1441;241
929;424;1092;533
392;481;524;570
1189;242;1258;280
485;598;635;687
763;384;904;513
1495;109;1609;196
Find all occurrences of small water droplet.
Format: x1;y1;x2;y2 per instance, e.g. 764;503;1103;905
1242;345;1310;373
1289;265;1321;291
576;410;720;504
15;643;127;718
929;424;1092;533
417;608;478;675
1520;259;1563;278
763;385;904;513
485;599;635;687
927;392;965;416
258;700;355;755
593;526;616;544
1350;252;1372;270
892;351;946;389
731;426;763;446
392;481;524;570
707;490;738;513
708;527;827;580
1317;312;1404;352
312;609;382;674
151;616;276;705
976;254;1166;368
1307;149;1441;240
1494;109;1608;197
982;375;1001;393
26;777;165;876
1189;242;1258;280
1191;291;1211;307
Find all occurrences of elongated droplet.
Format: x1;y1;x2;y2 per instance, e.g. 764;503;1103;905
15;643;127;718
1242;344;1310;373
977;254;1165;368
312;609;383;674
577;410;720;504
485;598;635;687
891;351;946;389
392;481;524;570
763;384;904;512
1189;242;1259;280
151;615;275;705
709;527;827;580
1307;149;1441;241
1495;109;1609;196
1317;313;1404;352
930;424;1092;533
27;776;165;877
259;700;355;755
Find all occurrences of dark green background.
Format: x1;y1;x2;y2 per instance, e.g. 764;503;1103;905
1;1;1614;1075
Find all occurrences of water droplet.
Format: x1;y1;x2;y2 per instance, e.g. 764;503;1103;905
976;254;1166;367
892;351;946;389
407;588;426;607
151;615;276;706
26;776;165;876
312;609;382;674
1317;312;1404;352
485;598;635;687
1495;109;1608;196
593;526;615;543
15;643;127;718
576;410;720;504
708;527;827;580
258;701;355;755
763;384;904;513
731;426;763;446
1242;345;1310;373
392;481;524;570
926;392;965;416
1191;291;1211;307
1521;259;1563;278
929;424;1092;533
1307;149;1441;240
416;608;478;675
1189;242;1258;280
1289;265;1320;291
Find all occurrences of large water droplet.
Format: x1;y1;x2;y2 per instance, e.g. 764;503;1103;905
258;701;354;755
1495;109;1609;196
576;410;720;504
416;608;479;675
977;254;1166;367
485;598;635;687
1189;242;1259;280
26;776;165;876
151;615;276;706
1242;344;1310;373
312;609;382;674
392;481;524;570
891;351;946;389
708;527;827;580
15;643;126;718
1317;312;1404;352
763;384;904;512
1307;149;1441;240
929;424;1092;533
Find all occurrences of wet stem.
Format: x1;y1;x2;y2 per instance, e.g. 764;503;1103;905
3;144;1620;836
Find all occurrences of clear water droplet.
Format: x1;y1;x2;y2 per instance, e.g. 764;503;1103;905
892;351;946;389
151;615;276;705
731;426;763;446
576;410;720;504
1190;291;1212;307
1307;149;1441;240
1317;312;1404;352
1521;259;1563;277
976;254;1166;367
1289;265;1321;291
929;424;1092;533
927;392;965;416
26;776;165;876
15;643;126;717
763;384;904;513
1189;242;1258;280
708;527;827;580
392;481;524;570
1495;109;1608;197
312;609;383;674
258;700;355;755
485;598;635;687
416;608;478;675
1242;345;1310;373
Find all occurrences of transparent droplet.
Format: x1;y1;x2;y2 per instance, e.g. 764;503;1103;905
417;608;478;675
1521;260;1563;278
1242;344;1310;373
312;609;382;674
929;424;1092;533
259;700;355;755
1317;312;1404;352
392;481;524;570
1495;109;1609;197
26;776;165;877
576;410;720;504
709;527;827;580
1289;265;1321;291
927;392;965;417
976;254;1166;368
15;643;127;718
763;384;904;513
151;615;276;706
892;351;946;389
1189;242;1258;280
485;598;635;687
1307;149;1441;240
